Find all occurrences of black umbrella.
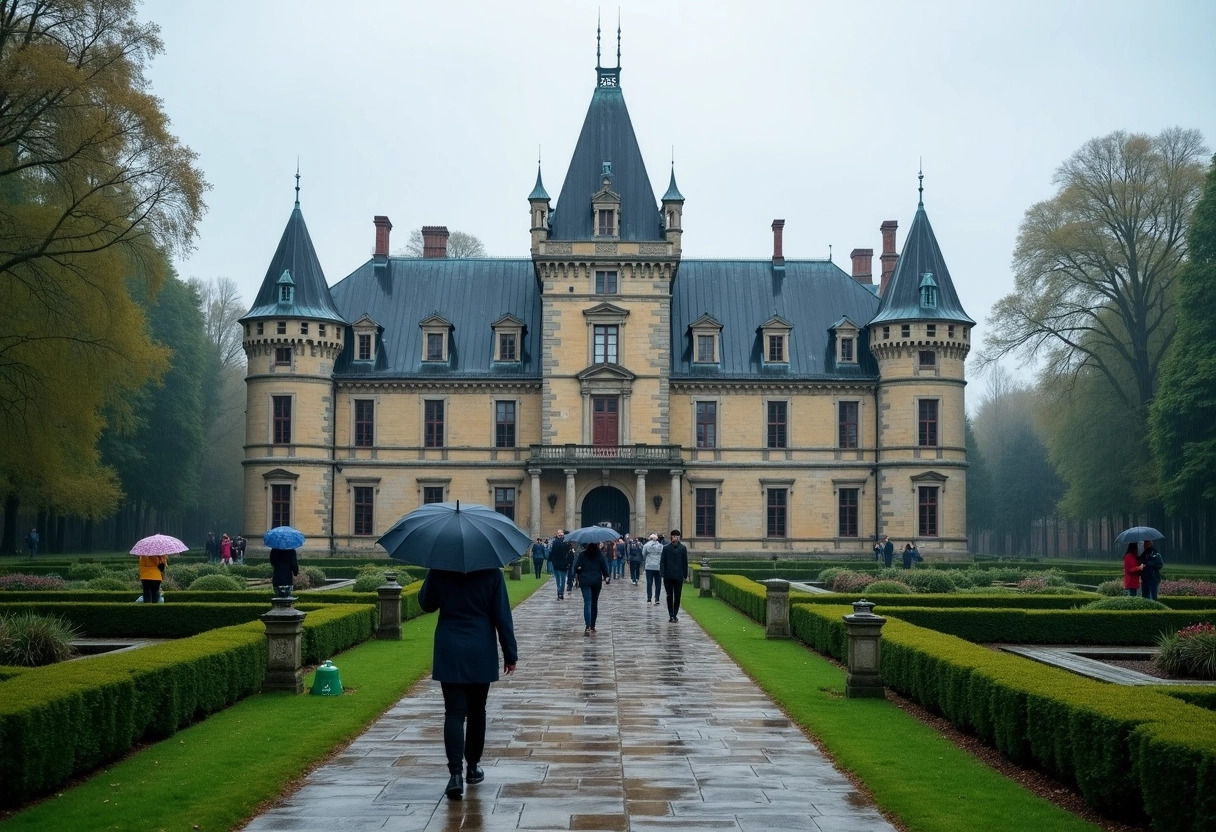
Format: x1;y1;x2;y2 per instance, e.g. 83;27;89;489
1114;526;1164;546
376;501;531;573
565;526;622;545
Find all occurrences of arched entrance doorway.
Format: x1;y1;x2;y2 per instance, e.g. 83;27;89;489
581;486;630;535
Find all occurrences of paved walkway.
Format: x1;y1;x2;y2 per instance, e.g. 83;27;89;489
243;576;896;832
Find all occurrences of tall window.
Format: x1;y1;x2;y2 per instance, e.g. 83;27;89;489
274;347;291;367
271;484;291;528
695;401;717;449
495;401;516;448
494;487;516;520
918;399;939;447
354;400;374;447
696;334;716;363
838;488;859;537
918;487;939;537
695;488;716;537
358;333;372;361
593;325;619;363
353;486;374;536
595;270;618;293
767;401;787;449
272;396;292;444
840;337;854;362
498;332;517;361
838;401;859;449
423;486;445;504
766;488;787;538
597;208;615;237
767;334;786;363
424;400;445;448
426;332;444;361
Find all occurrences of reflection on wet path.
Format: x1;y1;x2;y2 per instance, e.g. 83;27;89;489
243;578;895;831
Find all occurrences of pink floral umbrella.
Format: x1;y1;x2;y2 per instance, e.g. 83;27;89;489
130;534;190;556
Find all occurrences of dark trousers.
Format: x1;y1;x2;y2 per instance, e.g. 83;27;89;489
581;582;602;628
646;569;662;601
440;682;490;775
1142;574;1161;601
532;558;544;578
140;579;161;603
628;561;641;582
664;577;683;618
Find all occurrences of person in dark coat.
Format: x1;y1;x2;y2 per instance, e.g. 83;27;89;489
25;528;39;559
1140;540;1164;601
269;547;299;592
530;538;547;579
572;542;611;634
547;530;573;600
205;532;218;564
659;529;689;622
881;536;895;568
418;568;517;801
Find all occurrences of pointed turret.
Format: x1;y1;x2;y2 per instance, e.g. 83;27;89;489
550;42;662;242
661;164;684;253
241;200;345;325
528;163;551;252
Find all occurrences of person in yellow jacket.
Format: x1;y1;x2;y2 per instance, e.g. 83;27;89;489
138;555;167;603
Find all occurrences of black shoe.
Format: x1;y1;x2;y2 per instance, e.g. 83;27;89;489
466;765;484;785
673;614;679;622
445;773;463;800
584;627;591;636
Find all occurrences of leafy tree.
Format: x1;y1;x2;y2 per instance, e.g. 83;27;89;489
1151;155;1216;545
398;228;486;257
964;417;991;549
0;0;206;551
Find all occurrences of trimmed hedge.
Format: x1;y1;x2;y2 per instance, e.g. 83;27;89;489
877;607;1216;645
300;604;376;664
710;574;768;623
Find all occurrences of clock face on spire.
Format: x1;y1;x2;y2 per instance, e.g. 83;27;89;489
599;75;618;87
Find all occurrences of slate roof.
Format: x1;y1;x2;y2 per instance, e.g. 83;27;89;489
672;260;881;380
328;258;541;379
550;71;663;242
869;201;974;326
241;203;346;325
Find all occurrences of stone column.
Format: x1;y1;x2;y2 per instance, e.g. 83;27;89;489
376;572;403;640
634;469;647;535
529;468;542;539
699;558;713;597
843;599;888;698
762;579;790;638
261;590;307;693
668;469;683;533
564;469;577;531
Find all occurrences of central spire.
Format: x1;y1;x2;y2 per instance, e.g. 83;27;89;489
596;14;620;88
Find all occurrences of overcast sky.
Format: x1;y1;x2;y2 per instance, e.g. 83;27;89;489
142;0;1216;387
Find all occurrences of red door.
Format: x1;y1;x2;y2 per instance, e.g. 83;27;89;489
592;396;619;456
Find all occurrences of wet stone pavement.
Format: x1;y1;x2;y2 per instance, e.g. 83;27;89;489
242;577;896;832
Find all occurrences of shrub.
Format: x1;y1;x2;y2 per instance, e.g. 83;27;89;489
0;612;79;666
1082;596;1171;611
906;570;956;594
831;570;875;594
816;567;846;585
0;574;66;591
866;580;912;594
352;570;388;593
187;574;246;592
1155;623;1216;679
1097;580;1124;596
167;564;201;589
65;563;108;581
949;571;975;589
86;577;133;592
1161;580;1216;597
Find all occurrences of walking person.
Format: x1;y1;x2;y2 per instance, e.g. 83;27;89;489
205;532;218;564
548;530;572;600
881;536;894;569
235;535;247;564
627;535;644;584
613;536;627;581
138;553;167;603
269;547;299;593
573;541;610;635
530;538;547;579
418;567;517;801
25;528;39;559
1122;542;1144;597
1140;540;1164;601
902;543;915;570
642;533;663;603
659;529;689;622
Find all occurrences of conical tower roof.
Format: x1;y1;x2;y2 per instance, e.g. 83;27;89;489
869;194;973;326
550;61;662;242
241;200;345;325
662;166;684;202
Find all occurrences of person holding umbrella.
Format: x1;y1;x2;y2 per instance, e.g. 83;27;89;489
269;548;299;593
1122;542;1144;597
573;541;611;635
1140;539;1165;601
130;534;189;603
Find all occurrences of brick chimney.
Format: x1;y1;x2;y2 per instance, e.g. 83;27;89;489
422;226;450;258
879;220;899;296
771;219;785;267
373;216;392;260
850;248;874;285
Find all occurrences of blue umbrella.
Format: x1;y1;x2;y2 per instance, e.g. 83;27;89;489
1114;526;1164;546
565;526;622;545
263;526;306;549
377;501;531;573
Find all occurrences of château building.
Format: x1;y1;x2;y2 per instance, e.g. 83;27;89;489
239;46;973;559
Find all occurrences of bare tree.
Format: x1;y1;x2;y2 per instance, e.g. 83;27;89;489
397;229;487;258
190;276;246;370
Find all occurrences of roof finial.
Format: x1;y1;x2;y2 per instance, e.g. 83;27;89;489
616;9;621;68
596;10;601;69
294;158;300;207
918;158;924;208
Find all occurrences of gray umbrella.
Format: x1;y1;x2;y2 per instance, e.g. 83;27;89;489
1114;526;1164;546
377;501;531;572
565;526;622;545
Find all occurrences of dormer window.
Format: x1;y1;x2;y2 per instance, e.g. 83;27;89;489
276;269;294;305
491;314;525;362
419;314;453;363
591;163;621;239
597;210;616;237
689;314;723;365
351;314;379;364
760;316;792;365
920;272;939;308
841;337;854;362
831;316;860;365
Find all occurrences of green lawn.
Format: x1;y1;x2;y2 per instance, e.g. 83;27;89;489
681;593;1101;832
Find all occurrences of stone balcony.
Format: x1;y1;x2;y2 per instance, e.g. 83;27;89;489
526;443;684;470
